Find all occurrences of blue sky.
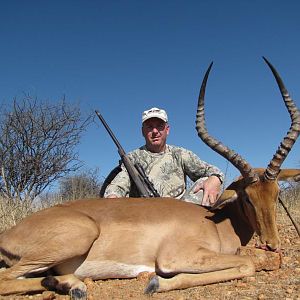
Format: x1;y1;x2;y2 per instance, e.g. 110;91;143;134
0;0;299;185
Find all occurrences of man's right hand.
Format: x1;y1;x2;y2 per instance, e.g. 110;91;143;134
105;194;118;198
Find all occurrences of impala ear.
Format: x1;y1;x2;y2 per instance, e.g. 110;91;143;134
278;169;300;182
210;189;238;210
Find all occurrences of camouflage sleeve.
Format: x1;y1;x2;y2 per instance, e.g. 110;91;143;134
103;163;131;197
180;148;224;183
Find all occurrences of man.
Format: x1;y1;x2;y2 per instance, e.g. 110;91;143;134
104;107;224;206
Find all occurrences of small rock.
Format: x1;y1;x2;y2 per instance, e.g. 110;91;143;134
137;271;156;282
295;267;300;273
236;282;247;287
244;276;256;282
84;277;95;291
42;291;56;300
258;294;265;300
239;246;281;271
282;256;292;262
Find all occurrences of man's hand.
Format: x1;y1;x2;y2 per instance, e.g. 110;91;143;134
105;194;118;198
193;176;222;207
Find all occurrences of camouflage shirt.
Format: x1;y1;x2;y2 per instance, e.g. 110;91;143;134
104;144;224;198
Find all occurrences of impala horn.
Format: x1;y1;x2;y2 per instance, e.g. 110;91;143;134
196;62;259;185
263;57;300;181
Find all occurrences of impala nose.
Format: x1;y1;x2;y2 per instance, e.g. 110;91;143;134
266;243;278;252
256;240;280;252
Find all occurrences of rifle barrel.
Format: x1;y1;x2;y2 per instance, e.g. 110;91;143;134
95;110;125;153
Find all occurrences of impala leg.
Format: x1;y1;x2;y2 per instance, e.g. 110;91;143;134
0;274;86;300
0;257;90;299
0;275;48;295
0;214;99;298
42;275;87;300
0;266;87;300
145;247;255;293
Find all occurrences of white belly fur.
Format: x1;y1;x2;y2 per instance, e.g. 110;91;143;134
74;260;155;280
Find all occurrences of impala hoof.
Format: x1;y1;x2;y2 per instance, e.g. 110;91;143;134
70;287;87;300
144;275;159;294
41;276;69;294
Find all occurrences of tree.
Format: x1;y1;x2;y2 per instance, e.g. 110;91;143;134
280;181;300;209
58;168;102;201
0;96;91;204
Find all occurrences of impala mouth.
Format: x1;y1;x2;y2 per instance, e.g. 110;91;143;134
255;242;281;253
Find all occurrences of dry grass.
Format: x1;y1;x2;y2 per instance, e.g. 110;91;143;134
0;195;64;233
0;198;34;232
278;183;300;227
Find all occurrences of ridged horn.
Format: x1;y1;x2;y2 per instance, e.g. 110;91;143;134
263;57;300;181
196;62;259;184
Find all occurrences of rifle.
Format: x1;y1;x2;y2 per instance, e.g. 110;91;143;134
95;110;160;197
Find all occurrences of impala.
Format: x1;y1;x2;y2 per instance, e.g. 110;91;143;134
0;58;299;300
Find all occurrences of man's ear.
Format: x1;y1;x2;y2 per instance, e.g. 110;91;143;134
166;123;170;135
278;169;300;182
141;126;146;137
210;189;238;210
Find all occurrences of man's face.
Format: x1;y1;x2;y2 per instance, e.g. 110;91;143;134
142;118;169;152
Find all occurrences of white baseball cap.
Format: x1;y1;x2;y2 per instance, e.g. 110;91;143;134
142;107;168;123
